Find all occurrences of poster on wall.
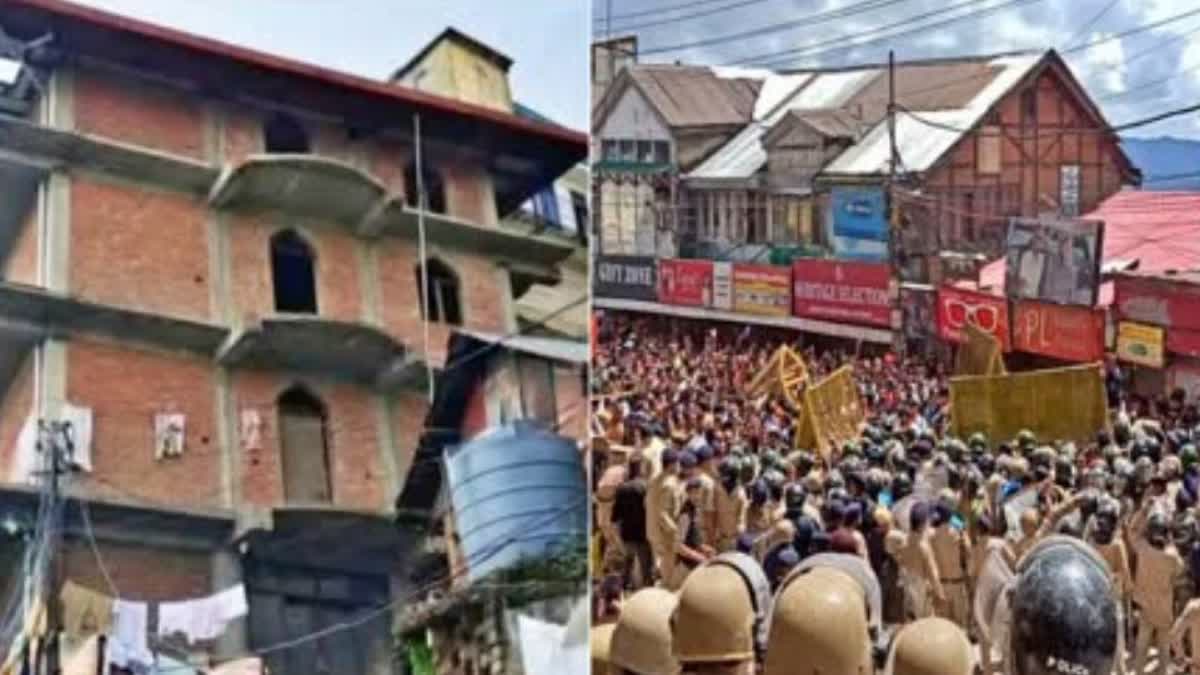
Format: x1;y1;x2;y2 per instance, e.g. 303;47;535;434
830;186;888;262
792;259;892;327
1004;216;1104;306
900;284;937;345
1116;321;1165;368
1012;300;1105;363
712;262;734;311
733;264;791;317
593;255;657;301
936;286;1011;351
659;259;714;307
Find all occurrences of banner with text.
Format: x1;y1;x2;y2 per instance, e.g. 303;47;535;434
1116;321;1165;368
792;259;892;327
733;264;792;317
936;286;1011;351
1012;300;1105;362
659;259;714;307
713;261;734;311
594;255;657;301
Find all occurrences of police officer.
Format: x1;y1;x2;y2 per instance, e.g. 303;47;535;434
890;617;973;675
714;457;748;553
930;490;972;628
647;449;683;585
610;588;679;675
1090;496;1131;675
1131;502;1185;675
672;557;768;675
762;561;874;675
1008;536;1119;675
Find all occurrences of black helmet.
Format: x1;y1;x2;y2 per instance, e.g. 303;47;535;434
892;473;913;501
1147;510;1171;548
1113;421;1132;447
719;456;741;483
784;483;807;514
1009;537;1118;675
1054;458;1075;490
1091;498;1120;546
764;469;787;500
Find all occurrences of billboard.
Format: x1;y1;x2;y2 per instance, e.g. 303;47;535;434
1113;275;1200;332
830;186;888;262
1116;321;1165;368
659;259;714;307
936;286;1011;351
900;284;937;345
1012;300;1105;363
792;259;892;328
1004;216;1104;306
593;255;657;301
949;364;1108;443
712;262;734;311
733;264;791;317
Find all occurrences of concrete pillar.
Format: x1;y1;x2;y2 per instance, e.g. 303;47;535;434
211;548;248;660
357;240;383;328
374;394;399;512
496;264;518;334
215;366;237;509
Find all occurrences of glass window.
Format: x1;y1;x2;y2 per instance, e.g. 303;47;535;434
637;140;654;163
619;140;636;161
602;140;619;161
653;141;670;164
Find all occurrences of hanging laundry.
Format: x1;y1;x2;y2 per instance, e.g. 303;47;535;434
60;581;113;638
158;583;248;644
107;599;152;671
240;409;263;451
61;403;93;472
210;657;263;674
154;413;186;459
7;413;38;485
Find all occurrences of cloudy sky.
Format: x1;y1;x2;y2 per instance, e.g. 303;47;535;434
593;0;1200;139
71;0;589;131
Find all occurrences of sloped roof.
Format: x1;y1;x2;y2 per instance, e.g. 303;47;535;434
627;64;762;127
689;53;1044;181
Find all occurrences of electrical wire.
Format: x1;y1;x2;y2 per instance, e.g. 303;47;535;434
596;0;773;34
1062;0;1122;50
594;0;763;24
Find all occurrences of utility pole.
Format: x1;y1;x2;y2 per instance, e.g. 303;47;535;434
885;50;904;356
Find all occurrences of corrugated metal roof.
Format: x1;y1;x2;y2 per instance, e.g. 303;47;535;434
751;73;814;120
629;65;762;127
687;53;1043;181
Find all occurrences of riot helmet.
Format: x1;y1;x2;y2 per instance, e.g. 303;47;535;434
672;561;756;665
612;588;679;675
891;617;973;675
762;566;872;675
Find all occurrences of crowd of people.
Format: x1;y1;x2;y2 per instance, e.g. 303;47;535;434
590;311;1200;675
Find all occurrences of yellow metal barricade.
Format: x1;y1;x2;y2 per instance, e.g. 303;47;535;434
949;363;1108;443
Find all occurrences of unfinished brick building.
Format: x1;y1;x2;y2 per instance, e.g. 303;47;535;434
0;1;585;673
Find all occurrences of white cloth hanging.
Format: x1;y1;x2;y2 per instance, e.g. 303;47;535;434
62;402;93;472
107;599;152;670
240;409;263;451
8;412;39;485
158;583;248;644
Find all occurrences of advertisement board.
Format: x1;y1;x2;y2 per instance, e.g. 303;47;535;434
659;259;714;307
936;286;1011;351
1004;217;1104;306
830;187;888;262
949;364;1108;443
1113;276;1200;333
733;264;791;317
792;259;892;327
1116;321;1165;368
712;262;734;311
1012;300;1106;362
900;284;937;345
593;255;657;301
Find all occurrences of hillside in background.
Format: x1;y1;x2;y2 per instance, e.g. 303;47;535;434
1122;136;1200;190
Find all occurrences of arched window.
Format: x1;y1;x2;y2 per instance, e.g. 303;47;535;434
263;113;310;154
404;159;447;214
278;386;331;503
415;257;462;325
271;230;317;314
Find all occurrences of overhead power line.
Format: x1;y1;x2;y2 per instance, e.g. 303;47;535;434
1061;6;1200;55
898;100;1200;135
1062;0;1122;50
636;0;915;56
596;0;773;34
593;0;760;24
734;0;1045;67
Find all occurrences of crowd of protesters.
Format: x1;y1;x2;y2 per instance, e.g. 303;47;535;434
591;310;1200;675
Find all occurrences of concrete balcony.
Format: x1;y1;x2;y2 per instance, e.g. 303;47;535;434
208;154;387;226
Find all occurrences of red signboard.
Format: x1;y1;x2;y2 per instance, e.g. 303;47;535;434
792;260;892;327
658;259;714;307
1113;277;1200;333
1168;328;1200;359
1012;300;1105;362
936;286;1011;350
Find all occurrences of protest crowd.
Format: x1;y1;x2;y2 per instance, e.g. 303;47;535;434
590;310;1200;675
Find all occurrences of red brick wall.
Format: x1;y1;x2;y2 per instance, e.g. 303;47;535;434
224;109;263;165
312;123;356;166
391;392;429;483
369;141;410;196
226;215;362;323
0;354;34;478
62;540;211;603
3;205;38;286
443;163;495;226
554;364;585;441
70;176;211;321
74;67;207;161
67;340;222;509
231;373;387;511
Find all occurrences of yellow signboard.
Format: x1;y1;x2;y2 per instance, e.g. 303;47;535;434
1116;321;1165;368
955;323;1006;377
803;366;865;456
949;363;1108;444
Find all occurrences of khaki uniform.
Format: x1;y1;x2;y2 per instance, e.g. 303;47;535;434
713;482;748;553
1096;538;1132;675
896;531;943;620
696;472;718;546
1133;539;1185;675
648;472;683;583
1171;598;1200;675
754;518;796;564
931;525;972;628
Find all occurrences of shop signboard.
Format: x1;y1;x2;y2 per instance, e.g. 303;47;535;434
659;259;714;307
936;286;1011;351
593;255;657;301
733;264;791;317
1116;321;1165;368
792;259;892;328
1012;300;1105;362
